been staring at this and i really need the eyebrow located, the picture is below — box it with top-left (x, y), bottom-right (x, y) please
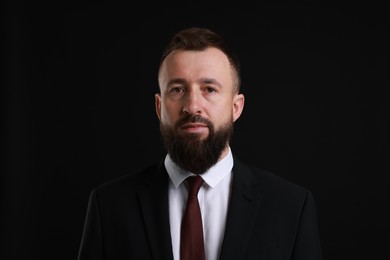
top-left (167, 78), bottom-right (187, 86)
top-left (166, 77), bottom-right (222, 87)
top-left (199, 77), bottom-right (222, 87)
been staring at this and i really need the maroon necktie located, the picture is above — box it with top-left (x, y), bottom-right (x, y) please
top-left (180, 175), bottom-right (205, 260)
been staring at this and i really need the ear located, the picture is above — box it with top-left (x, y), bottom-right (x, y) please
top-left (232, 93), bottom-right (245, 122)
top-left (155, 93), bottom-right (162, 122)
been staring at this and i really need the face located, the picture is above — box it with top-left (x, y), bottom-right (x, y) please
top-left (155, 47), bottom-right (245, 172)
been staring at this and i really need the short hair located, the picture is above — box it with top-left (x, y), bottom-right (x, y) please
top-left (158, 27), bottom-right (241, 92)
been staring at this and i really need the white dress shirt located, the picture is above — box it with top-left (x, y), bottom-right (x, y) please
top-left (164, 147), bottom-right (234, 260)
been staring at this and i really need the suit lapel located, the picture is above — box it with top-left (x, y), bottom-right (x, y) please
top-left (219, 158), bottom-right (263, 260)
top-left (137, 162), bottom-right (174, 260)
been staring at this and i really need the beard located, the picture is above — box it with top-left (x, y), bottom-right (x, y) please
top-left (160, 114), bottom-right (233, 175)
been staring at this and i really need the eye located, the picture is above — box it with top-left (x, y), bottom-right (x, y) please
top-left (204, 86), bottom-right (217, 93)
top-left (168, 87), bottom-right (185, 94)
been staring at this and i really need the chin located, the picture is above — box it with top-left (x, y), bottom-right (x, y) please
top-left (185, 132), bottom-right (209, 141)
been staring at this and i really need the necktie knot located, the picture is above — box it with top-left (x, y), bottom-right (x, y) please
top-left (187, 175), bottom-right (204, 197)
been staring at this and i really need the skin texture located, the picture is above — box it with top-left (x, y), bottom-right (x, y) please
top-left (155, 47), bottom-right (245, 161)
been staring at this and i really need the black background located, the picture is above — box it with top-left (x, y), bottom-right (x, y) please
top-left (2, 1), bottom-right (389, 260)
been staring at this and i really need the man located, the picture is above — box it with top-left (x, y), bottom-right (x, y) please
top-left (78, 27), bottom-right (323, 260)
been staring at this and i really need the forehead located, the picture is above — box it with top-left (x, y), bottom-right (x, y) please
top-left (158, 47), bottom-right (234, 88)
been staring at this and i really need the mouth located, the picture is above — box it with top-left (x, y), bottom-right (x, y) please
top-left (180, 123), bottom-right (209, 134)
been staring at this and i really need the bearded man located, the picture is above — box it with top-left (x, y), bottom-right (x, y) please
top-left (78, 27), bottom-right (323, 260)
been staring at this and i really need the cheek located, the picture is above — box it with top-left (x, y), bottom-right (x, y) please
top-left (210, 103), bottom-right (233, 124)
top-left (160, 101), bottom-right (181, 123)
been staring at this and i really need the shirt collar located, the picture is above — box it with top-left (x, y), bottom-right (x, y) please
top-left (164, 147), bottom-right (234, 189)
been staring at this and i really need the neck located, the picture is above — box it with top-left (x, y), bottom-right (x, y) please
top-left (218, 145), bottom-right (230, 162)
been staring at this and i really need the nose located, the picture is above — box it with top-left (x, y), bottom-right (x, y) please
top-left (183, 89), bottom-right (201, 115)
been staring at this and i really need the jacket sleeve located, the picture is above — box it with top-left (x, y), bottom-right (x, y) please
top-left (77, 189), bottom-right (104, 260)
top-left (292, 190), bottom-right (323, 260)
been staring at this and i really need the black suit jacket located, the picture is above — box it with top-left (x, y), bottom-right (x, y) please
top-left (78, 157), bottom-right (323, 260)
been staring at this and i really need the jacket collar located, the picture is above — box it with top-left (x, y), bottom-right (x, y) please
top-left (219, 157), bottom-right (263, 260)
top-left (137, 161), bottom-right (174, 260)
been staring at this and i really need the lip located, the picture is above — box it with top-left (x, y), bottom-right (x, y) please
top-left (181, 123), bottom-right (208, 128)
top-left (180, 123), bottom-right (208, 133)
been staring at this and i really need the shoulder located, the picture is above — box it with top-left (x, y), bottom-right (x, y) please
top-left (91, 160), bottom-right (165, 197)
top-left (233, 156), bottom-right (310, 201)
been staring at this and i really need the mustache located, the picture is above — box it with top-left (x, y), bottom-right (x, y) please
top-left (175, 114), bottom-right (212, 129)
